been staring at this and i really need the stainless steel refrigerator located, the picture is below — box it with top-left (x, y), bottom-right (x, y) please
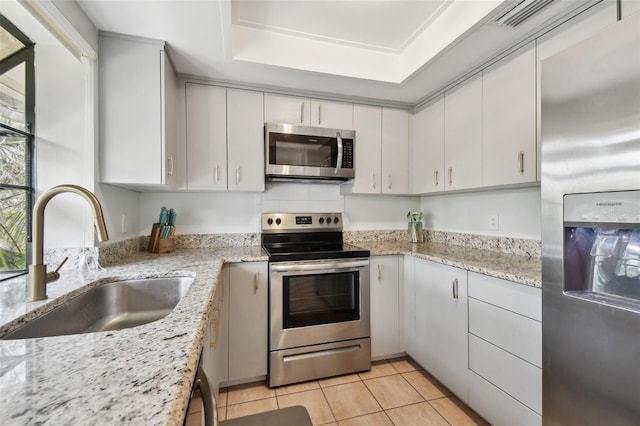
top-left (541, 11), bottom-right (640, 425)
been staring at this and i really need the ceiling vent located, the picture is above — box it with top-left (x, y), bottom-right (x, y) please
top-left (495, 0), bottom-right (556, 28)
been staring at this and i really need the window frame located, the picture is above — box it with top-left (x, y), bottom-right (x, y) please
top-left (0, 14), bottom-right (35, 280)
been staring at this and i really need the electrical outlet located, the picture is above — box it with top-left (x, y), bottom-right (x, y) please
top-left (121, 213), bottom-right (128, 234)
top-left (489, 214), bottom-right (499, 231)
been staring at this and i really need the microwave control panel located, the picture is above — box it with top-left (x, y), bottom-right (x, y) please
top-left (342, 140), bottom-right (354, 168)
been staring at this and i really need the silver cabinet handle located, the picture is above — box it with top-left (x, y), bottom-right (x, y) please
top-left (518, 150), bottom-right (524, 174)
top-left (452, 278), bottom-right (459, 299)
top-left (335, 131), bottom-right (343, 175)
top-left (377, 264), bottom-right (383, 281)
top-left (448, 167), bottom-right (453, 185)
top-left (434, 169), bottom-right (439, 186)
top-left (387, 175), bottom-right (392, 190)
top-left (300, 102), bottom-right (304, 123)
top-left (214, 165), bottom-right (219, 183)
top-left (167, 156), bottom-right (174, 176)
top-left (372, 173), bottom-right (377, 189)
top-left (235, 166), bottom-right (241, 185)
top-left (254, 272), bottom-right (259, 293)
top-left (318, 103), bottom-right (322, 125)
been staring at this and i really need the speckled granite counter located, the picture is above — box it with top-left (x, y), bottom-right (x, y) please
top-left (0, 239), bottom-right (540, 426)
top-left (357, 240), bottom-right (541, 287)
top-left (0, 246), bottom-right (266, 426)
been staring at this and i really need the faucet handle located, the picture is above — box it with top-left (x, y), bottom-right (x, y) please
top-left (46, 256), bottom-right (69, 283)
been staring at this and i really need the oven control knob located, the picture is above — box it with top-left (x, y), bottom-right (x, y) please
top-left (326, 217), bottom-right (332, 224)
top-left (318, 217), bottom-right (324, 224)
top-left (275, 218), bottom-right (282, 226)
top-left (267, 218), bottom-right (273, 226)
top-left (333, 217), bottom-right (339, 224)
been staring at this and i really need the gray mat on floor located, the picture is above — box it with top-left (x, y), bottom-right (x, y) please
top-left (219, 405), bottom-right (312, 426)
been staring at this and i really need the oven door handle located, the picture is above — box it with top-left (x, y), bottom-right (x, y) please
top-left (271, 259), bottom-right (369, 273)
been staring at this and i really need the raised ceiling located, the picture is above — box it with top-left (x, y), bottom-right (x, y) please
top-left (77, 0), bottom-right (599, 105)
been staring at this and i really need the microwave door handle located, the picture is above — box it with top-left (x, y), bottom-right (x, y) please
top-left (335, 131), bottom-right (343, 175)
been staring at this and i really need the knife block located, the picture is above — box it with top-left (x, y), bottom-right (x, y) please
top-left (148, 223), bottom-right (176, 254)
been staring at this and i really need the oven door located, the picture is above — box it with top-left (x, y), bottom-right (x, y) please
top-left (269, 258), bottom-right (370, 351)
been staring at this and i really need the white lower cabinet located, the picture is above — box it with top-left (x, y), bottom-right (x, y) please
top-left (228, 262), bottom-right (268, 382)
top-left (413, 258), bottom-right (468, 401)
top-left (467, 272), bottom-right (542, 425)
top-left (370, 256), bottom-right (402, 358)
top-left (204, 262), bottom-right (268, 387)
top-left (203, 266), bottom-right (229, 394)
top-left (403, 256), bottom-right (416, 358)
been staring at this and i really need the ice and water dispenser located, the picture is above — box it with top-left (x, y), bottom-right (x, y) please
top-left (563, 190), bottom-right (640, 311)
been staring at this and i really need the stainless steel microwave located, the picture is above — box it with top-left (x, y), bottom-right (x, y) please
top-left (265, 123), bottom-right (355, 182)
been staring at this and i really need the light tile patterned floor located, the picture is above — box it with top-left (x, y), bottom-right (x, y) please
top-left (201, 356), bottom-right (488, 426)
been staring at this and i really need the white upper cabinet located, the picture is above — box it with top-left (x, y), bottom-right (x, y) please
top-left (350, 104), bottom-right (382, 193)
top-left (227, 88), bottom-right (265, 191)
top-left (99, 33), bottom-right (177, 188)
top-left (310, 99), bottom-right (354, 129)
top-left (264, 93), bottom-right (353, 129)
top-left (264, 93), bottom-right (311, 126)
top-left (411, 95), bottom-right (445, 194)
top-left (444, 73), bottom-right (483, 192)
top-left (185, 85), bottom-right (264, 192)
top-left (345, 105), bottom-right (409, 195)
top-left (381, 108), bottom-right (410, 194)
top-left (482, 43), bottom-right (537, 186)
top-left (185, 83), bottom-right (227, 190)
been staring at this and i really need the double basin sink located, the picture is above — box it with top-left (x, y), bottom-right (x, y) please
top-left (1, 276), bottom-right (194, 340)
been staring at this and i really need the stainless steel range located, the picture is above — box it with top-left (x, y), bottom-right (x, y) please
top-left (262, 213), bottom-right (371, 387)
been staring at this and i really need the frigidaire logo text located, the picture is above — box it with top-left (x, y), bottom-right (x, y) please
top-left (596, 202), bottom-right (622, 206)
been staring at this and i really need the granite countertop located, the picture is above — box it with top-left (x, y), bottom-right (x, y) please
top-left (359, 240), bottom-right (541, 287)
top-left (0, 246), bottom-right (266, 426)
top-left (0, 240), bottom-right (540, 425)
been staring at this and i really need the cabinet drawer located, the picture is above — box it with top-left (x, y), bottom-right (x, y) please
top-left (468, 370), bottom-right (541, 426)
top-left (468, 272), bottom-right (541, 321)
top-left (469, 334), bottom-right (541, 414)
top-left (469, 298), bottom-right (541, 367)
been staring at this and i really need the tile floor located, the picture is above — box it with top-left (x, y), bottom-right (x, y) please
top-left (188, 356), bottom-right (488, 425)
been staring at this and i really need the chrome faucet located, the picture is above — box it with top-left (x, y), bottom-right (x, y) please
top-left (29, 185), bottom-right (109, 301)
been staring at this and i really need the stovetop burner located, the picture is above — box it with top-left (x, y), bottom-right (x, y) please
top-left (261, 213), bottom-right (370, 262)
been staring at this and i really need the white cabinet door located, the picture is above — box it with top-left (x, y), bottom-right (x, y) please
top-left (228, 262), bottom-right (268, 381)
top-left (264, 93), bottom-right (310, 126)
top-left (482, 43), bottom-right (536, 186)
top-left (310, 99), bottom-right (354, 129)
top-left (414, 258), bottom-right (468, 401)
top-left (350, 104), bottom-right (382, 193)
top-left (185, 83), bottom-right (227, 190)
top-left (444, 73), bottom-right (482, 191)
top-left (411, 95), bottom-right (445, 194)
top-left (381, 108), bottom-right (410, 194)
top-left (203, 266), bottom-right (229, 394)
top-left (370, 256), bottom-right (402, 358)
top-left (99, 34), bottom-right (177, 188)
top-left (227, 89), bottom-right (265, 191)
top-left (403, 256), bottom-right (416, 358)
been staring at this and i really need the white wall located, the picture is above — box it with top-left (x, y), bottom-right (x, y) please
top-left (421, 186), bottom-right (541, 240)
top-left (139, 183), bottom-right (418, 235)
top-left (1, 1), bottom-right (94, 249)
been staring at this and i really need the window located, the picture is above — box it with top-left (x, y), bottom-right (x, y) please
top-left (0, 15), bottom-right (34, 279)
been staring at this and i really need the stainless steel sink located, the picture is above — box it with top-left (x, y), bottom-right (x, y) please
top-left (2, 277), bottom-right (194, 340)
